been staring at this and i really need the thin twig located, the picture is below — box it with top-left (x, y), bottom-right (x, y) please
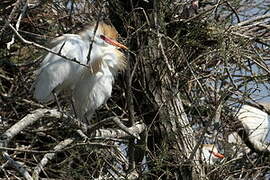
top-left (3, 152), bottom-right (33, 180)
top-left (225, 1), bottom-right (240, 23)
top-left (0, 108), bottom-right (65, 148)
top-left (87, 21), bottom-right (100, 64)
top-left (236, 14), bottom-right (270, 27)
top-left (7, 0), bottom-right (28, 49)
top-left (127, 0), bottom-right (138, 173)
top-left (0, 0), bottom-right (23, 37)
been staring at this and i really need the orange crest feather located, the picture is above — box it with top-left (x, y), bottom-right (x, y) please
top-left (99, 23), bottom-right (119, 40)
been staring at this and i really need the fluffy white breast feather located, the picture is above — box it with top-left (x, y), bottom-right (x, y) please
top-left (73, 23), bottom-right (126, 123)
top-left (73, 63), bottom-right (114, 122)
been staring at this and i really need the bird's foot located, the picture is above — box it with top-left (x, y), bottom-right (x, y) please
top-left (76, 129), bottom-right (89, 142)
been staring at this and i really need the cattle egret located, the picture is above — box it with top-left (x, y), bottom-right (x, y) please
top-left (72, 24), bottom-right (127, 123)
top-left (236, 105), bottom-right (270, 152)
top-left (32, 22), bottom-right (127, 115)
top-left (201, 144), bottom-right (224, 165)
top-left (228, 132), bottom-right (251, 157)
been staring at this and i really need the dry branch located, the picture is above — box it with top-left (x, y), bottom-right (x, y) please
top-left (92, 122), bottom-right (146, 139)
top-left (0, 109), bottom-right (64, 148)
top-left (111, 117), bottom-right (140, 140)
top-left (1, 0), bottom-right (270, 179)
top-left (6, 0), bottom-right (28, 49)
top-left (236, 14), bottom-right (270, 27)
top-left (0, 0), bottom-right (25, 37)
top-left (32, 138), bottom-right (74, 180)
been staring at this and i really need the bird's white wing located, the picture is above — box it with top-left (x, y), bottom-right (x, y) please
top-left (265, 116), bottom-right (270, 144)
top-left (41, 34), bottom-right (88, 67)
top-left (73, 64), bottom-right (114, 122)
top-left (228, 132), bottom-right (242, 144)
top-left (34, 61), bottom-right (73, 102)
top-left (50, 34), bottom-right (83, 46)
top-left (33, 35), bottom-right (89, 102)
top-left (238, 105), bottom-right (269, 140)
top-left (237, 105), bottom-right (270, 151)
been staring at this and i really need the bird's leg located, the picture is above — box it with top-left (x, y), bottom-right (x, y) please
top-left (76, 129), bottom-right (89, 142)
top-left (70, 97), bottom-right (77, 118)
top-left (53, 90), bottom-right (62, 112)
top-left (80, 114), bottom-right (90, 133)
top-left (83, 113), bottom-right (91, 125)
top-left (111, 117), bottom-right (140, 140)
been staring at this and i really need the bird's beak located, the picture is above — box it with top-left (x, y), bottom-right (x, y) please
top-left (100, 35), bottom-right (128, 50)
top-left (212, 152), bottom-right (225, 159)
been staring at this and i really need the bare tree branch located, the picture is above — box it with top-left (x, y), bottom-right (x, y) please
top-left (3, 152), bottom-right (33, 180)
top-left (92, 122), bottom-right (146, 139)
top-left (0, 109), bottom-right (64, 148)
top-left (32, 138), bottom-right (74, 180)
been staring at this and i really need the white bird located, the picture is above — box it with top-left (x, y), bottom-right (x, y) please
top-left (228, 132), bottom-right (251, 157)
top-left (236, 104), bottom-right (270, 152)
top-left (32, 22), bottom-right (127, 113)
top-left (201, 144), bottom-right (224, 165)
top-left (72, 24), bottom-right (127, 123)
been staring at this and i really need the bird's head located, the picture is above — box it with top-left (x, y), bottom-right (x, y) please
top-left (83, 22), bottom-right (128, 50)
top-left (80, 22), bottom-right (128, 72)
top-left (201, 144), bottom-right (224, 165)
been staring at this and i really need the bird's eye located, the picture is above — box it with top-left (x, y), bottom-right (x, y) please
top-left (100, 35), bottom-right (106, 41)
